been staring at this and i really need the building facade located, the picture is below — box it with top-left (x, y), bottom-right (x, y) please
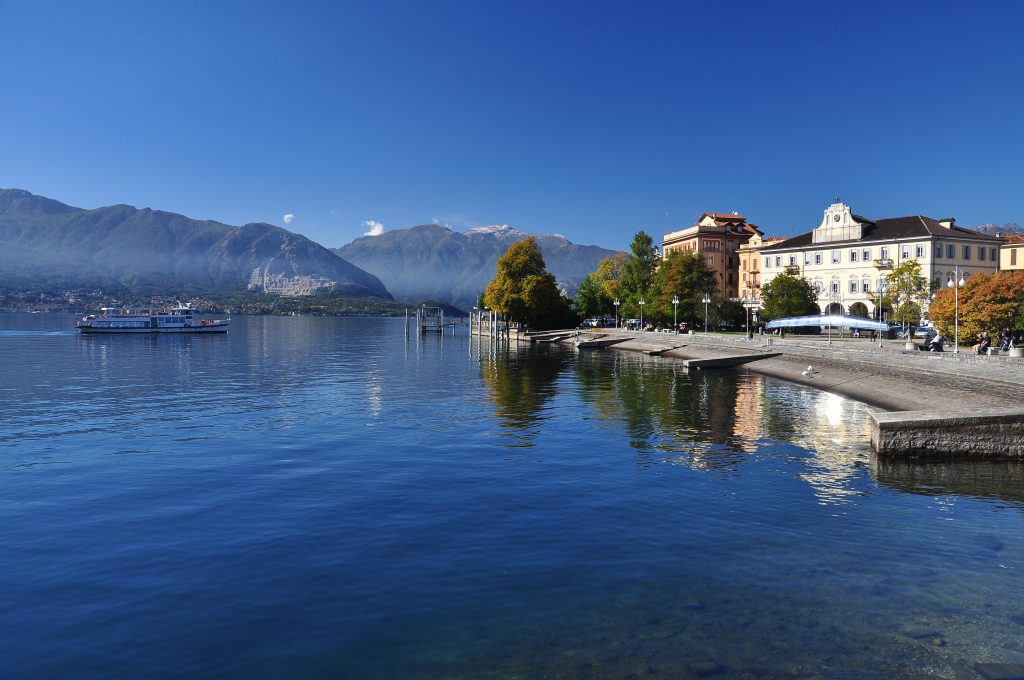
top-left (661, 212), bottom-right (763, 299)
top-left (738, 234), bottom-right (787, 301)
top-left (760, 201), bottom-right (1001, 317)
top-left (1000, 234), bottom-right (1024, 270)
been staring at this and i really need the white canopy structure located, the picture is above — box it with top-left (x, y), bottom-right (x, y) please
top-left (765, 314), bottom-right (888, 331)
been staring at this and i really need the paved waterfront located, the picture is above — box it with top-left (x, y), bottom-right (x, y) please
top-left (587, 329), bottom-right (1024, 413)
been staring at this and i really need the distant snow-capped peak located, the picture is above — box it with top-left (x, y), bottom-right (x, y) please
top-left (464, 224), bottom-right (567, 241)
top-left (465, 224), bottom-right (524, 237)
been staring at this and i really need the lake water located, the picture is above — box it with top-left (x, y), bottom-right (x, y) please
top-left (2, 314), bottom-right (1023, 679)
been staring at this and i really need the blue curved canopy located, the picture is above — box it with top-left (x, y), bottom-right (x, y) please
top-left (765, 314), bottom-right (888, 331)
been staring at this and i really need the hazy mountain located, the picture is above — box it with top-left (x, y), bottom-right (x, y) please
top-left (971, 222), bottom-right (1023, 236)
top-left (333, 224), bottom-right (621, 309)
top-left (0, 189), bottom-right (391, 298)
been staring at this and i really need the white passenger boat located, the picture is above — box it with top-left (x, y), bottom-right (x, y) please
top-left (76, 304), bottom-right (230, 334)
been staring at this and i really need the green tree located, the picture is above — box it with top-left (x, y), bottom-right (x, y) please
top-left (760, 271), bottom-right (818, 321)
top-left (483, 236), bottom-right (570, 328)
top-left (619, 231), bottom-right (660, 317)
top-left (574, 274), bottom-right (603, 320)
top-left (884, 260), bottom-right (929, 326)
top-left (650, 250), bottom-right (717, 324)
top-left (848, 301), bottom-right (870, 318)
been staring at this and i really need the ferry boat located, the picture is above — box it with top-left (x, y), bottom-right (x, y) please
top-left (76, 304), bottom-right (230, 334)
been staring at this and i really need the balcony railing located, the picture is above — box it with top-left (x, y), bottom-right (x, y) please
top-left (873, 258), bottom-right (894, 269)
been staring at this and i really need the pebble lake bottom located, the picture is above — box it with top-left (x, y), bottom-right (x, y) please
top-left (1, 314), bottom-right (1023, 679)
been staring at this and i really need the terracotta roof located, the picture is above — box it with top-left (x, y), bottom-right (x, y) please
top-left (1003, 234), bottom-right (1024, 244)
top-left (761, 215), bottom-right (1001, 251)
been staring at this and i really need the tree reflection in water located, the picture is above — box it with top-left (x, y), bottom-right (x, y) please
top-left (574, 350), bottom-right (749, 470)
top-left (478, 344), bottom-right (570, 447)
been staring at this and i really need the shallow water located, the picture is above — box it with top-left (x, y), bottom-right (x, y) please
top-left (1, 314), bottom-right (1022, 678)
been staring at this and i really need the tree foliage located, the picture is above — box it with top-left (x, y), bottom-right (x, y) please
top-left (574, 274), bottom-right (604, 319)
top-left (483, 236), bottom-right (571, 329)
top-left (618, 231), bottom-right (660, 317)
top-left (593, 252), bottom-right (629, 305)
top-left (929, 271), bottom-right (1024, 342)
top-left (650, 250), bottom-right (717, 323)
top-left (760, 271), bottom-right (818, 321)
top-left (884, 260), bottom-right (929, 326)
top-left (848, 301), bottom-right (869, 318)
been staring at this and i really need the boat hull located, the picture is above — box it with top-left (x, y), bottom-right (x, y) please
top-left (77, 323), bottom-right (229, 334)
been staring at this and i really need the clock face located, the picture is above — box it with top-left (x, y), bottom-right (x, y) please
top-left (833, 214), bottom-right (841, 222)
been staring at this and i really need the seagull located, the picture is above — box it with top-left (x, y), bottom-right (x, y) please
top-left (802, 365), bottom-right (814, 377)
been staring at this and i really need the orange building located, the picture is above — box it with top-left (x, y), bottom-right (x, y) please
top-left (661, 212), bottom-right (763, 298)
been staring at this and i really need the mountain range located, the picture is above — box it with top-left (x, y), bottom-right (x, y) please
top-left (0, 189), bottom-right (390, 298)
top-left (333, 224), bottom-right (621, 309)
top-left (971, 222), bottom-right (1023, 236)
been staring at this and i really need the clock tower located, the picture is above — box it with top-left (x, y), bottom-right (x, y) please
top-left (812, 199), bottom-right (863, 244)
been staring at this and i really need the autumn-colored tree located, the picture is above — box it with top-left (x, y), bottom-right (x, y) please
top-left (484, 236), bottom-right (571, 329)
top-left (593, 252), bottom-right (629, 305)
top-left (930, 271), bottom-right (1024, 343)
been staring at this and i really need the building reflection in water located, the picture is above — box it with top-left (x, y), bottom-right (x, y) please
top-left (476, 343), bottom-right (1020, 507)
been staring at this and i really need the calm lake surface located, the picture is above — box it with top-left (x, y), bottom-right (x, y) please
top-left (2, 314), bottom-right (1023, 679)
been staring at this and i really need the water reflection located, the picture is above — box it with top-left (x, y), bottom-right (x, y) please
top-left (872, 457), bottom-right (1024, 504)
top-left (575, 351), bottom-right (747, 470)
top-left (477, 344), bottom-right (569, 447)
top-left (479, 345), bottom-right (877, 504)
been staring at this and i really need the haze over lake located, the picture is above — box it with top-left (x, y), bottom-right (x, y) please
top-left (2, 314), bottom-right (1023, 678)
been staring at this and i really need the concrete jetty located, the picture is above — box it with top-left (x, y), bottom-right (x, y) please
top-left (583, 329), bottom-right (1024, 459)
top-left (871, 407), bottom-right (1024, 458)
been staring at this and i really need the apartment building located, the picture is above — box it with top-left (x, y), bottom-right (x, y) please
top-left (661, 212), bottom-right (762, 299)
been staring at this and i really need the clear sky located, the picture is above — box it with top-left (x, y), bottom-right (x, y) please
top-left (2, 0), bottom-right (1022, 250)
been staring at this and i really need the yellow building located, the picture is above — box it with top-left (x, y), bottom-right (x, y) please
top-left (1000, 235), bottom-right (1024, 270)
top-left (760, 200), bottom-right (1000, 317)
top-left (661, 212), bottom-right (763, 299)
top-left (738, 234), bottom-right (787, 301)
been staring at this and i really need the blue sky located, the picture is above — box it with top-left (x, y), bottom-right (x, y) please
top-left (2, 1), bottom-right (1022, 250)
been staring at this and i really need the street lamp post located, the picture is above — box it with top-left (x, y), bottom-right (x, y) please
top-left (827, 292), bottom-right (840, 345)
top-left (672, 295), bottom-right (679, 333)
top-left (614, 298), bottom-right (620, 328)
top-left (877, 282), bottom-right (888, 349)
top-left (638, 297), bottom-right (645, 330)
top-left (701, 293), bottom-right (711, 335)
top-left (948, 267), bottom-right (965, 353)
top-left (742, 296), bottom-right (758, 339)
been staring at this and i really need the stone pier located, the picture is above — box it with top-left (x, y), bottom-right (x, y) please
top-left (870, 408), bottom-right (1024, 458)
